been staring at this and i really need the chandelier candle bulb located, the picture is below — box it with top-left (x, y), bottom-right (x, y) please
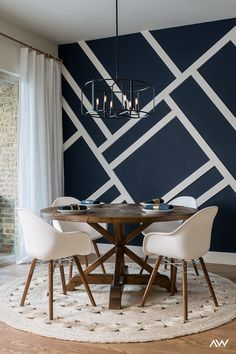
top-left (96, 98), bottom-right (99, 110)
top-left (135, 98), bottom-right (139, 111)
top-left (103, 95), bottom-right (107, 110)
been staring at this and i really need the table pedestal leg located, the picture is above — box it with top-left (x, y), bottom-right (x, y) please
top-left (109, 224), bottom-right (127, 309)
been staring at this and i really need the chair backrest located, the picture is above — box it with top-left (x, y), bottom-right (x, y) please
top-left (155, 206), bottom-right (218, 260)
top-left (17, 208), bottom-right (63, 260)
top-left (52, 196), bottom-right (106, 236)
top-left (143, 196), bottom-right (197, 234)
top-left (17, 208), bottom-right (92, 260)
top-left (170, 196), bottom-right (197, 208)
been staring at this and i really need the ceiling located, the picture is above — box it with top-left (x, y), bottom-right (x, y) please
top-left (0, 0), bottom-right (235, 44)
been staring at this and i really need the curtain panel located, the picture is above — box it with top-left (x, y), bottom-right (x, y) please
top-left (17, 48), bottom-right (64, 263)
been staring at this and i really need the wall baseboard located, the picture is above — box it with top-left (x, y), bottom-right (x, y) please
top-left (97, 244), bottom-right (236, 266)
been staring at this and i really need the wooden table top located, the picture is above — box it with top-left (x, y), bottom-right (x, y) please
top-left (41, 203), bottom-right (197, 224)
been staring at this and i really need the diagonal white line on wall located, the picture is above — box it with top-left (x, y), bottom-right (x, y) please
top-left (196, 179), bottom-right (228, 206)
top-left (110, 111), bottom-right (175, 169)
top-left (111, 195), bottom-right (125, 203)
top-left (98, 119), bottom-right (141, 153)
top-left (162, 160), bottom-right (214, 202)
top-left (78, 41), bottom-right (124, 103)
top-left (230, 26), bottom-right (236, 45)
top-left (192, 71), bottom-right (236, 131)
top-left (99, 26), bottom-right (236, 153)
top-left (88, 180), bottom-right (114, 200)
top-left (63, 98), bottom-right (134, 202)
top-left (62, 65), bottom-right (112, 140)
top-left (166, 95), bottom-right (236, 192)
top-left (142, 28), bottom-right (236, 127)
top-left (141, 31), bottom-right (182, 78)
top-left (64, 131), bottom-right (82, 152)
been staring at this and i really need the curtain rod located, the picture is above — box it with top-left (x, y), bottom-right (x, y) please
top-left (0, 31), bottom-right (62, 63)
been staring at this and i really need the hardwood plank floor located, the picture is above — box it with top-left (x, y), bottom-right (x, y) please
top-left (0, 262), bottom-right (235, 354)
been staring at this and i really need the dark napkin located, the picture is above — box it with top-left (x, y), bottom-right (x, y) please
top-left (58, 204), bottom-right (87, 211)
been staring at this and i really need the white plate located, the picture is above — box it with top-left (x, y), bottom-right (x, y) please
top-left (57, 209), bottom-right (84, 214)
top-left (142, 208), bottom-right (173, 214)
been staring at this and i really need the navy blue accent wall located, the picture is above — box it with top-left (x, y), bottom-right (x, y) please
top-left (59, 19), bottom-right (236, 252)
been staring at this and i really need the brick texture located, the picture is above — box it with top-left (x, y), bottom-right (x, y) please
top-left (0, 81), bottom-right (18, 254)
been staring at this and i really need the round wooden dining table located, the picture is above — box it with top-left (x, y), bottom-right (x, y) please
top-left (41, 203), bottom-right (196, 309)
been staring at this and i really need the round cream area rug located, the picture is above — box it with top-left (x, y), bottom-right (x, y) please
top-left (0, 263), bottom-right (236, 343)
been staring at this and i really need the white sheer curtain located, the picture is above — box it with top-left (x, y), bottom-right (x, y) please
top-left (17, 48), bottom-right (64, 263)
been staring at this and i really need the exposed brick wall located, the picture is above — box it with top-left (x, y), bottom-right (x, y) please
top-left (0, 81), bottom-right (18, 254)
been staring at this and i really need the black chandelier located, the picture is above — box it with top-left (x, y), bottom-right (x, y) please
top-left (81, 0), bottom-right (155, 119)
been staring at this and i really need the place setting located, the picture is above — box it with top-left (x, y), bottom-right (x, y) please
top-left (57, 200), bottom-right (104, 214)
top-left (140, 197), bottom-right (174, 214)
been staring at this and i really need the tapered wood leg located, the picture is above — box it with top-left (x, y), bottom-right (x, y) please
top-left (48, 260), bottom-right (54, 320)
top-left (199, 257), bottom-right (218, 307)
top-left (73, 255), bottom-right (96, 306)
top-left (171, 260), bottom-right (177, 296)
top-left (92, 240), bottom-right (106, 274)
top-left (84, 255), bottom-right (89, 268)
top-left (140, 256), bottom-right (162, 307)
top-left (139, 255), bottom-right (149, 275)
top-left (182, 260), bottom-right (188, 321)
top-left (68, 261), bottom-right (73, 280)
top-left (192, 260), bottom-right (199, 276)
top-left (20, 258), bottom-right (37, 306)
top-left (59, 263), bottom-right (67, 295)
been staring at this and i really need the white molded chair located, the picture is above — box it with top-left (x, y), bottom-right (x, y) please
top-left (52, 197), bottom-right (107, 277)
top-left (17, 208), bottom-right (96, 320)
top-left (141, 196), bottom-right (199, 275)
top-left (140, 206), bottom-right (219, 321)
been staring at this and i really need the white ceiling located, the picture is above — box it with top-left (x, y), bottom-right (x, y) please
top-left (0, 0), bottom-right (235, 44)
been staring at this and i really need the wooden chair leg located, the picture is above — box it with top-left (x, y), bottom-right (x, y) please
top-left (192, 260), bottom-right (199, 276)
top-left (68, 261), bottom-right (73, 280)
top-left (182, 260), bottom-right (188, 321)
top-left (59, 263), bottom-right (67, 295)
top-left (84, 255), bottom-right (89, 268)
top-left (140, 256), bottom-right (162, 307)
top-left (92, 240), bottom-right (106, 275)
top-left (48, 260), bottom-right (54, 320)
top-left (171, 260), bottom-right (177, 296)
top-left (199, 257), bottom-right (218, 307)
top-left (20, 258), bottom-right (37, 306)
top-left (73, 255), bottom-right (96, 306)
top-left (139, 255), bottom-right (149, 275)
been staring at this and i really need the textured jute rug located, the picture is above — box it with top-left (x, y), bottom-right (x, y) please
top-left (0, 263), bottom-right (235, 343)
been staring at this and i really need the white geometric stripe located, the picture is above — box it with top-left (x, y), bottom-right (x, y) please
top-left (162, 160), bottom-right (215, 203)
top-left (197, 179), bottom-right (228, 206)
top-left (192, 71), bottom-right (236, 131)
top-left (63, 98), bottom-right (134, 202)
top-left (63, 131), bottom-right (81, 152)
top-left (88, 180), bottom-right (114, 200)
top-left (141, 31), bottom-right (182, 78)
top-left (166, 95), bottom-right (236, 192)
top-left (62, 65), bottom-right (112, 140)
top-left (110, 111), bottom-right (175, 169)
top-left (63, 26), bottom-right (236, 206)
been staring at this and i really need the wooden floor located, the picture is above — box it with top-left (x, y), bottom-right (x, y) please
top-left (0, 262), bottom-right (235, 354)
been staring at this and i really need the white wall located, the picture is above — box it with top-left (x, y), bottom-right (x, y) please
top-left (0, 17), bottom-right (58, 76)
